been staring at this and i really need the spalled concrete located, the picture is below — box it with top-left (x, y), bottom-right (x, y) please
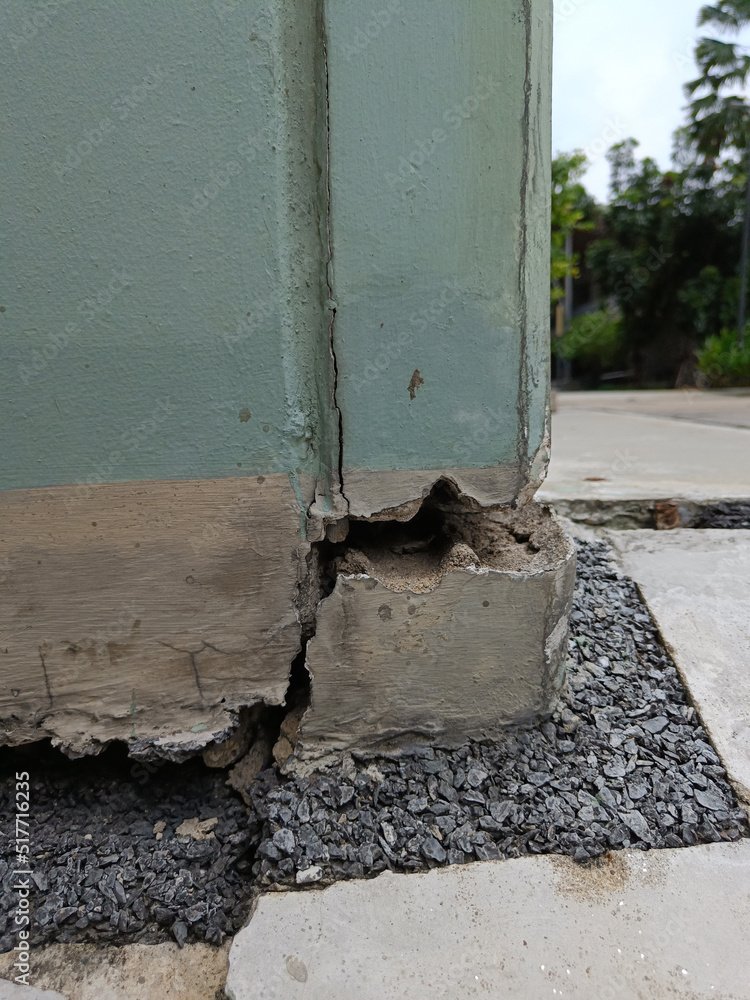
top-left (609, 530), bottom-right (750, 805)
top-left (297, 504), bottom-right (575, 760)
top-left (226, 841), bottom-right (750, 1000)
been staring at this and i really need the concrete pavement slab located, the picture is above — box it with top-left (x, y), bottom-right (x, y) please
top-left (226, 842), bottom-right (750, 1000)
top-left (0, 983), bottom-right (65, 999)
top-left (541, 390), bottom-right (750, 505)
top-left (556, 389), bottom-right (750, 429)
top-left (609, 530), bottom-right (750, 804)
top-left (0, 943), bottom-right (228, 1000)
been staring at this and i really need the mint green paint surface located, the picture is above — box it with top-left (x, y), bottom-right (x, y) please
top-left (326, 0), bottom-right (552, 478)
top-left (1, 0), bottom-right (552, 502)
top-left (0, 0), bottom-right (334, 493)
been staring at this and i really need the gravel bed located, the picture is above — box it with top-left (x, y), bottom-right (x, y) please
top-left (697, 501), bottom-right (750, 529)
top-left (1, 539), bottom-right (747, 952)
top-left (248, 540), bottom-right (748, 888)
top-left (0, 754), bottom-right (258, 951)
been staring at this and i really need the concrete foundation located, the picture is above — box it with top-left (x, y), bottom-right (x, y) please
top-left (296, 502), bottom-right (575, 760)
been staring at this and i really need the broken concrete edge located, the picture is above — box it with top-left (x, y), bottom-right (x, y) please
top-left (0, 699), bottom-right (283, 769)
top-left (0, 483), bottom-right (575, 769)
top-left (287, 501), bottom-right (576, 768)
top-left (332, 468), bottom-right (526, 524)
top-left (542, 495), bottom-right (750, 530)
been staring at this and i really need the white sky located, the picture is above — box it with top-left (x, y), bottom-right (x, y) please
top-left (553, 0), bottom-right (709, 201)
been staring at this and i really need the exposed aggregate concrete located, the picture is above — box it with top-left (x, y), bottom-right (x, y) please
top-left (1, 540), bottom-right (747, 952)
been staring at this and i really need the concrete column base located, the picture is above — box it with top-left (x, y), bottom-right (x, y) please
top-left (295, 502), bottom-right (576, 762)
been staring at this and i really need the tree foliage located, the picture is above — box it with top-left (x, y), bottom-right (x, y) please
top-left (550, 152), bottom-right (596, 304)
top-left (686, 0), bottom-right (750, 160)
top-left (550, 3), bottom-right (750, 386)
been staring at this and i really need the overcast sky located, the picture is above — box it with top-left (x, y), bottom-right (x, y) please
top-left (552, 0), bottom-right (708, 201)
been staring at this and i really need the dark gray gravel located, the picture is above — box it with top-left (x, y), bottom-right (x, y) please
top-left (247, 540), bottom-right (749, 887)
top-left (1, 539), bottom-right (747, 952)
top-left (0, 753), bottom-right (259, 951)
top-left (697, 502), bottom-right (750, 529)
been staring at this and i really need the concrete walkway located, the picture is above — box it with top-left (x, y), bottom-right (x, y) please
top-left (610, 530), bottom-right (750, 806)
top-left (541, 389), bottom-right (750, 504)
top-left (226, 842), bottom-right (750, 1000)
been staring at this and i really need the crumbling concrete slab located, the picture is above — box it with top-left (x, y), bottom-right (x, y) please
top-left (0, 942), bottom-right (228, 1000)
top-left (0, 476), bottom-right (302, 757)
top-left (609, 529), bottom-right (750, 805)
top-left (226, 841), bottom-right (750, 1000)
top-left (297, 504), bottom-right (575, 760)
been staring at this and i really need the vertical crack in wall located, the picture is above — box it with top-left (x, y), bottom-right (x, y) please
top-left (514, 0), bottom-right (534, 492)
top-left (320, 0), bottom-right (350, 518)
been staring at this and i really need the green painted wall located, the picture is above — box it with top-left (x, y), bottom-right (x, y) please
top-left (1, 0), bottom-right (335, 495)
top-left (326, 0), bottom-right (552, 479)
top-left (1, 0), bottom-right (552, 503)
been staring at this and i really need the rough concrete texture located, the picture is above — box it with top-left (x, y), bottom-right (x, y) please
top-left (0, 943), bottom-right (227, 1000)
top-left (610, 530), bottom-right (750, 805)
top-left (297, 505), bottom-right (575, 759)
top-left (0, 476), bottom-right (302, 756)
top-left (0, 982), bottom-right (65, 1000)
top-left (541, 389), bottom-right (750, 505)
top-left (227, 841), bottom-right (750, 1000)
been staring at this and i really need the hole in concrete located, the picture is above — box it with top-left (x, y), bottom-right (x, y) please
top-left (323, 479), bottom-right (571, 593)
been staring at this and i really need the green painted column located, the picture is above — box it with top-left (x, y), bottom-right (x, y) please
top-left (0, 0), bottom-right (556, 755)
top-left (326, 0), bottom-right (552, 515)
top-left (1, 0), bottom-right (336, 501)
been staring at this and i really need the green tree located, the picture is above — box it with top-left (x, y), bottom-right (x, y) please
top-left (586, 139), bottom-right (740, 384)
top-left (550, 152), bottom-right (596, 307)
top-left (686, 0), bottom-right (750, 344)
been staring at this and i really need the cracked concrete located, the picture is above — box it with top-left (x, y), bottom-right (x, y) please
top-left (293, 499), bottom-right (575, 762)
top-left (0, 0), bottom-right (561, 767)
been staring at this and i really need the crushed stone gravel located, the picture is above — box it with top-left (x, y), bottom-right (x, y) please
top-left (247, 540), bottom-right (749, 886)
top-left (697, 502), bottom-right (750, 529)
